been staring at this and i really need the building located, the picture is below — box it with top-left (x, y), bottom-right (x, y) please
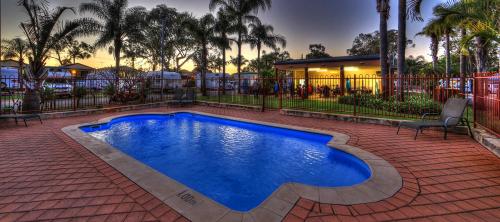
top-left (0, 59), bottom-right (26, 68)
top-left (47, 63), bottom-right (95, 78)
top-left (274, 55), bottom-right (381, 94)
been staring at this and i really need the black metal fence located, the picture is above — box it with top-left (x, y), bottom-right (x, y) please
top-left (198, 75), bottom-right (473, 122)
top-left (0, 76), bottom-right (193, 114)
top-left (0, 75), bottom-right (476, 124)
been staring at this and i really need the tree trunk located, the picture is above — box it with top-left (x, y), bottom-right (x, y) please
top-left (459, 29), bottom-right (467, 94)
top-left (445, 31), bottom-right (451, 87)
top-left (431, 36), bottom-right (439, 74)
top-left (222, 46), bottom-right (226, 95)
top-left (257, 44), bottom-right (261, 79)
top-left (18, 59), bottom-right (24, 90)
top-left (115, 40), bottom-right (121, 83)
top-left (201, 44), bottom-right (208, 96)
top-left (237, 29), bottom-right (242, 94)
top-left (397, 0), bottom-right (406, 101)
top-left (379, 2), bottom-right (389, 99)
top-left (474, 36), bottom-right (488, 73)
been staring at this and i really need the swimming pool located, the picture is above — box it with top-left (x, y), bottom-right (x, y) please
top-left (81, 113), bottom-right (371, 211)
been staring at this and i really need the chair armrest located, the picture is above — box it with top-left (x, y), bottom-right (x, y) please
top-left (444, 116), bottom-right (460, 127)
top-left (421, 113), bottom-right (440, 121)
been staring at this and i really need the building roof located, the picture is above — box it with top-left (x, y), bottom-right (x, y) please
top-left (60, 63), bottom-right (95, 70)
top-left (0, 59), bottom-right (26, 68)
top-left (274, 55), bottom-right (380, 66)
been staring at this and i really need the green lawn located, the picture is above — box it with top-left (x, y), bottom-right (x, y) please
top-left (198, 94), bottom-right (474, 123)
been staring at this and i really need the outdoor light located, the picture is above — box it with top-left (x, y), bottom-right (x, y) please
top-left (344, 66), bottom-right (359, 72)
top-left (309, 68), bottom-right (328, 72)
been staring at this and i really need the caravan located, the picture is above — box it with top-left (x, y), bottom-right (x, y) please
top-left (146, 71), bottom-right (183, 92)
top-left (44, 71), bottom-right (73, 97)
top-left (195, 73), bottom-right (234, 90)
top-left (0, 67), bottom-right (21, 89)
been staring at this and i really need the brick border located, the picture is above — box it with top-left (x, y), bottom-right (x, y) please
top-left (62, 111), bottom-right (402, 222)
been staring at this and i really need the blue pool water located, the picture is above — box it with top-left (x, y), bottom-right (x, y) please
top-left (81, 113), bottom-right (371, 211)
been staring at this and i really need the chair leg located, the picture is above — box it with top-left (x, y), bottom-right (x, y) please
top-left (397, 125), bottom-right (401, 135)
top-left (465, 119), bottom-right (473, 138)
top-left (414, 128), bottom-right (420, 140)
top-left (38, 116), bottom-right (43, 124)
top-left (23, 119), bottom-right (28, 127)
top-left (14, 117), bottom-right (18, 125)
top-left (444, 127), bottom-right (448, 140)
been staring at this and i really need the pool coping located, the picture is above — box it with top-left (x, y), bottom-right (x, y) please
top-left (62, 111), bottom-right (402, 222)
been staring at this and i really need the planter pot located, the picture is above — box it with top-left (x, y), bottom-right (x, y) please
top-left (22, 90), bottom-right (41, 113)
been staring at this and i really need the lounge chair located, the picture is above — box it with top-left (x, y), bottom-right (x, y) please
top-left (172, 88), bottom-right (196, 103)
top-left (397, 98), bottom-right (472, 140)
top-left (0, 101), bottom-right (42, 127)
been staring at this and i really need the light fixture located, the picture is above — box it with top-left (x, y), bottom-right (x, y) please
top-left (344, 66), bottom-right (359, 72)
top-left (309, 68), bottom-right (328, 72)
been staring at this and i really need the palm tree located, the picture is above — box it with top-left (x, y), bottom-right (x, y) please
top-left (19, 0), bottom-right (95, 112)
top-left (417, 20), bottom-right (441, 75)
top-left (121, 40), bottom-right (145, 69)
top-left (213, 9), bottom-right (236, 95)
top-left (397, 0), bottom-right (424, 100)
top-left (376, 0), bottom-right (390, 98)
top-left (67, 41), bottom-right (95, 64)
top-left (186, 14), bottom-right (216, 96)
top-left (246, 20), bottom-right (286, 79)
top-left (433, 0), bottom-right (499, 73)
top-left (209, 0), bottom-right (272, 93)
top-left (1, 38), bottom-right (29, 88)
top-left (80, 0), bottom-right (147, 77)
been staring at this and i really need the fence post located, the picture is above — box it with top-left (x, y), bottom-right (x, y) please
top-left (473, 73), bottom-right (477, 128)
top-left (278, 72), bottom-right (283, 110)
top-left (72, 78), bottom-right (77, 111)
top-left (218, 77), bottom-right (221, 104)
top-left (353, 75), bottom-right (357, 117)
top-left (261, 78), bottom-right (266, 112)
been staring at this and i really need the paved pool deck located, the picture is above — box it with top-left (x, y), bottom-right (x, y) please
top-left (0, 106), bottom-right (499, 222)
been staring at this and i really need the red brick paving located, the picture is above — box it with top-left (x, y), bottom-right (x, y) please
top-left (0, 106), bottom-right (499, 221)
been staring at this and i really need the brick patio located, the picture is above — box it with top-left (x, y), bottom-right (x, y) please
top-left (0, 106), bottom-right (499, 222)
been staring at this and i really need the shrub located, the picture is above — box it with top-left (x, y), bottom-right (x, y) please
top-left (338, 93), bottom-right (442, 115)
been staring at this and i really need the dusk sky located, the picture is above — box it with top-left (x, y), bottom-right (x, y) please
top-left (1, 0), bottom-right (446, 72)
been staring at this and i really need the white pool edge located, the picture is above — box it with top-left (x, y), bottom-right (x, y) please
top-left (62, 110), bottom-right (402, 222)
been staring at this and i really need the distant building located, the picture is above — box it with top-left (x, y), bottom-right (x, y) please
top-left (47, 63), bottom-right (95, 78)
top-left (274, 55), bottom-right (381, 94)
top-left (0, 59), bottom-right (26, 68)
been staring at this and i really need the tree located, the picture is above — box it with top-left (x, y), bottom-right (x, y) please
top-left (347, 30), bottom-right (414, 57)
top-left (1, 38), bottom-right (30, 87)
top-left (405, 55), bottom-right (427, 77)
top-left (306, 44), bottom-right (331, 59)
top-left (433, 0), bottom-right (499, 73)
top-left (377, 0), bottom-right (390, 98)
top-left (51, 37), bottom-right (72, 65)
top-left (186, 14), bottom-right (216, 96)
top-left (231, 55), bottom-right (248, 70)
top-left (397, 0), bottom-right (424, 100)
top-left (67, 41), bottom-right (95, 64)
top-left (213, 9), bottom-right (236, 94)
top-left (120, 40), bottom-right (145, 69)
top-left (246, 20), bottom-right (286, 79)
top-left (19, 0), bottom-right (94, 112)
top-left (417, 20), bottom-right (442, 75)
top-left (209, 0), bottom-right (272, 93)
top-left (172, 12), bottom-right (197, 72)
top-left (80, 0), bottom-right (147, 77)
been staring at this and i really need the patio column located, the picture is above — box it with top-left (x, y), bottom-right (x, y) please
top-left (304, 67), bottom-right (309, 99)
top-left (340, 65), bottom-right (345, 95)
